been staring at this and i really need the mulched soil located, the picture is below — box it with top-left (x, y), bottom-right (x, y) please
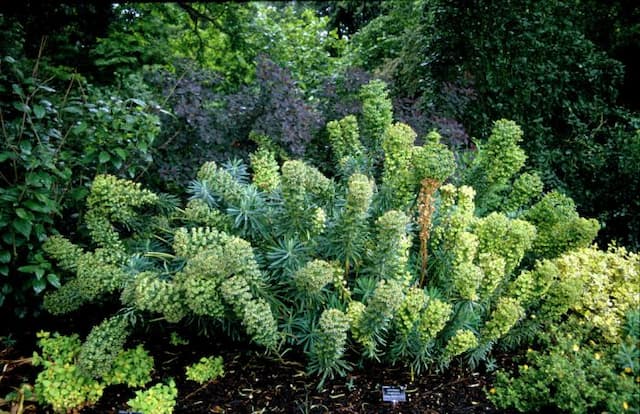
top-left (1, 311), bottom-right (516, 414)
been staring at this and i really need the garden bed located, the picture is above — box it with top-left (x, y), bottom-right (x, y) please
top-left (1, 315), bottom-right (509, 414)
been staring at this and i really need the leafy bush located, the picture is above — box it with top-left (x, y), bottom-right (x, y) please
top-left (0, 54), bottom-right (160, 314)
top-left (32, 331), bottom-right (154, 413)
top-left (42, 81), bottom-right (601, 389)
top-left (491, 245), bottom-right (640, 413)
top-left (391, 0), bottom-right (639, 248)
top-left (185, 356), bottom-right (224, 384)
top-left (127, 380), bottom-right (177, 414)
top-left (490, 309), bottom-right (640, 414)
top-left (146, 56), bottom-right (323, 192)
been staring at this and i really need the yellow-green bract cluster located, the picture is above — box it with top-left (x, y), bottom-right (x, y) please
top-left (359, 79), bottom-right (393, 152)
top-left (475, 119), bottom-right (527, 188)
top-left (370, 210), bottom-right (412, 286)
top-left (294, 259), bottom-right (341, 297)
top-left (327, 114), bottom-right (364, 168)
top-left (77, 316), bottom-right (130, 379)
top-left (524, 191), bottom-right (600, 259)
top-left (310, 308), bottom-right (351, 372)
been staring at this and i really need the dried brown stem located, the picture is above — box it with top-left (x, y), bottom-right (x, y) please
top-left (418, 178), bottom-right (440, 287)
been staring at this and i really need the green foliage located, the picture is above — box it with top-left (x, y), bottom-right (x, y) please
top-left (351, 279), bottom-right (405, 358)
top-left (325, 173), bottom-right (373, 276)
top-left (490, 314), bottom-right (639, 414)
top-left (77, 315), bottom-right (130, 379)
top-left (90, 4), bottom-right (174, 77)
top-left (250, 4), bottom-right (346, 94)
top-left (381, 122), bottom-right (417, 209)
top-left (0, 51), bottom-right (161, 314)
top-left (250, 146), bottom-right (281, 193)
top-left (502, 172), bottom-right (544, 213)
top-left (444, 329), bottom-right (478, 360)
top-left (359, 80), bottom-right (393, 163)
top-left (524, 191), bottom-right (600, 259)
top-left (186, 356), bottom-right (224, 384)
top-left (293, 260), bottom-right (341, 301)
top-left (327, 115), bottom-right (365, 177)
top-left (105, 345), bottom-right (154, 387)
top-left (538, 245), bottom-right (640, 342)
top-left (411, 131), bottom-right (456, 183)
top-left (463, 119), bottom-right (530, 213)
top-left (42, 174), bottom-right (158, 315)
top-left (472, 213), bottom-right (536, 275)
top-left (494, 245), bottom-right (639, 412)
top-left (367, 210), bottom-right (412, 286)
top-left (481, 298), bottom-right (525, 343)
top-left (391, 0), bottom-right (638, 248)
top-left (127, 380), bottom-right (178, 414)
top-left (308, 308), bottom-right (351, 386)
top-left (349, 1), bottom-right (423, 74)
top-left (40, 79), bottom-right (613, 388)
top-left (32, 331), bottom-right (154, 413)
top-left (0, 56), bottom-right (70, 309)
top-left (61, 82), bottom-right (160, 180)
top-left (473, 119), bottom-right (527, 189)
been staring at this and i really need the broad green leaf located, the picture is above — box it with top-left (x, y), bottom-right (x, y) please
top-left (129, 98), bottom-right (146, 107)
top-left (33, 278), bottom-right (47, 295)
top-left (62, 106), bottom-right (83, 115)
top-left (69, 187), bottom-right (89, 201)
top-left (18, 265), bottom-right (42, 275)
top-left (114, 148), bottom-right (128, 160)
top-left (34, 224), bottom-right (47, 242)
top-left (0, 251), bottom-right (10, 263)
top-left (12, 101), bottom-right (29, 113)
top-left (23, 200), bottom-right (51, 213)
top-left (0, 152), bottom-right (16, 162)
top-left (15, 208), bottom-right (33, 221)
top-left (12, 218), bottom-right (32, 239)
top-left (112, 158), bottom-right (123, 169)
top-left (0, 265), bottom-right (7, 276)
top-left (72, 122), bottom-right (88, 134)
top-left (19, 141), bottom-right (32, 155)
top-left (99, 151), bottom-right (111, 163)
top-left (11, 83), bottom-right (24, 97)
top-left (47, 274), bottom-right (61, 289)
top-left (2, 232), bottom-right (13, 244)
top-left (33, 104), bottom-right (45, 119)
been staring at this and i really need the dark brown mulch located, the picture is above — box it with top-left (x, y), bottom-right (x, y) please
top-left (1, 311), bottom-right (514, 414)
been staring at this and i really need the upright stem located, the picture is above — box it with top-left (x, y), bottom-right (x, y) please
top-left (418, 178), bottom-right (440, 287)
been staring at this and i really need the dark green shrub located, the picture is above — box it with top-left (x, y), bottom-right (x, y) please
top-left (0, 54), bottom-right (160, 314)
top-left (397, 0), bottom-right (638, 248)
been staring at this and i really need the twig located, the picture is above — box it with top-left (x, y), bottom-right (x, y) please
top-left (182, 381), bottom-right (212, 400)
top-left (32, 36), bottom-right (47, 78)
